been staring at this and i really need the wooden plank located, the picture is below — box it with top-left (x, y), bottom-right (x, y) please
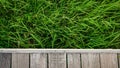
top-left (1, 49), bottom-right (120, 53)
top-left (81, 53), bottom-right (100, 68)
top-left (100, 53), bottom-right (118, 68)
top-left (67, 53), bottom-right (81, 68)
top-left (0, 53), bottom-right (11, 68)
top-left (49, 53), bottom-right (66, 68)
top-left (30, 53), bottom-right (47, 68)
top-left (12, 53), bottom-right (29, 68)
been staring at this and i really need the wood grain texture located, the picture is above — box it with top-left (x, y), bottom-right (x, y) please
top-left (0, 53), bottom-right (11, 68)
top-left (49, 53), bottom-right (66, 68)
top-left (100, 53), bottom-right (118, 68)
top-left (30, 53), bottom-right (47, 68)
top-left (67, 53), bottom-right (81, 68)
top-left (1, 49), bottom-right (120, 53)
top-left (12, 53), bottom-right (29, 68)
top-left (81, 53), bottom-right (100, 68)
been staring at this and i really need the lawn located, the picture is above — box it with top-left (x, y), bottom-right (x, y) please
top-left (0, 0), bottom-right (120, 48)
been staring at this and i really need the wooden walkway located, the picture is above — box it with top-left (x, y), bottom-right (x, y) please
top-left (0, 49), bottom-right (120, 68)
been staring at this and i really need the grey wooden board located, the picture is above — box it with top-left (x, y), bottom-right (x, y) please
top-left (100, 53), bottom-right (118, 68)
top-left (12, 53), bottom-right (29, 68)
top-left (81, 53), bottom-right (100, 68)
top-left (67, 53), bottom-right (81, 68)
top-left (30, 53), bottom-right (47, 68)
top-left (49, 53), bottom-right (66, 68)
top-left (1, 49), bottom-right (120, 53)
top-left (0, 53), bottom-right (11, 68)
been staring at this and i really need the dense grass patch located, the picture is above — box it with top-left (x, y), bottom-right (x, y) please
top-left (0, 0), bottom-right (120, 48)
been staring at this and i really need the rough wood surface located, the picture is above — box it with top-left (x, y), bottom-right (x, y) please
top-left (12, 53), bottom-right (29, 68)
top-left (81, 53), bottom-right (100, 68)
top-left (49, 53), bottom-right (66, 68)
top-left (30, 53), bottom-right (47, 68)
top-left (100, 53), bottom-right (118, 68)
top-left (67, 53), bottom-right (81, 68)
top-left (0, 49), bottom-right (120, 68)
top-left (0, 53), bottom-right (11, 68)
top-left (0, 49), bottom-right (120, 53)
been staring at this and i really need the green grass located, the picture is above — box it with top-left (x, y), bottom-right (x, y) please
top-left (0, 0), bottom-right (120, 48)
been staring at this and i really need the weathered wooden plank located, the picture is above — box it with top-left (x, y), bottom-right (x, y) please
top-left (81, 53), bottom-right (100, 68)
top-left (100, 53), bottom-right (118, 68)
top-left (67, 53), bottom-right (81, 68)
top-left (1, 49), bottom-right (120, 53)
top-left (49, 53), bottom-right (66, 68)
top-left (0, 53), bottom-right (11, 68)
top-left (12, 53), bottom-right (29, 68)
top-left (30, 53), bottom-right (47, 68)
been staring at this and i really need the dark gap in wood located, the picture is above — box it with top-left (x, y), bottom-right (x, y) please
top-left (10, 53), bottom-right (12, 68)
top-left (99, 53), bottom-right (101, 68)
top-left (66, 53), bottom-right (68, 68)
top-left (117, 53), bottom-right (119, 68)
top-left (80, 53), bottom-right (82, 68)
top-left (29, 53), bottom-right (30, 68)
top-left (47, 53), bottom-right (49, 68)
